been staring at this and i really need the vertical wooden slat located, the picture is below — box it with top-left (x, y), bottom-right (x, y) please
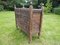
top-left (14, 5), bottom-right (19, 29)
top-left (38, 3), bottom-right (44, 38)
top-left (29, 2), bottom-right (33, 43)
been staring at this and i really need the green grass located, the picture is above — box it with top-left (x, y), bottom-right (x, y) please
top-left (0, 11), bottom-right (60, 45)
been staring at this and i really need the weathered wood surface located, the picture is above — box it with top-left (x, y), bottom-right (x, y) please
top-left (14, 4), bottom-right (44, 43)
top-left (15, 8), bottom-right (30, 34)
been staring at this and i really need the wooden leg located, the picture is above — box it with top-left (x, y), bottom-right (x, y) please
top-left (38, 31), bottom-right (40, 39)
top-left (16, 22), bottom-right (19, 30)
top-left (38, 26), bottom-right (41, 39)
top-left (16, 25), bottom-right (18, 30)
top-left (29, 33), bottom-right (32, 43)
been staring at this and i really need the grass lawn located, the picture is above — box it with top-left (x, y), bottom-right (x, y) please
top-left (0, 11), bottom-right (60, 45)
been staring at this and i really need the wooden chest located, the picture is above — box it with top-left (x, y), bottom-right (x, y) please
top-left (14, 4), bottom-right (43, 43)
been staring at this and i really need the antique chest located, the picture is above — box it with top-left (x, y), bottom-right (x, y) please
top-left (14, 4), bottom-right (44, 43)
